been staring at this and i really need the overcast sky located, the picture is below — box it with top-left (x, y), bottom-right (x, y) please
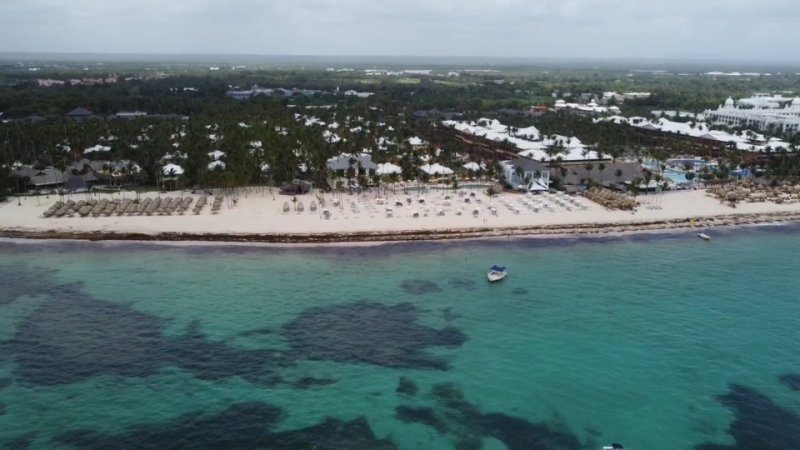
top-left (1, 0), bottom-right (798, 61)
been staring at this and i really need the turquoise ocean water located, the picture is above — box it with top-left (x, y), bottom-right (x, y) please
top-left (1, 225), bottom-right (800, 449)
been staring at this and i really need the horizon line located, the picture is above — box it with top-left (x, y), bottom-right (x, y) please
top-left (0, 51), bottom-right (798, 66)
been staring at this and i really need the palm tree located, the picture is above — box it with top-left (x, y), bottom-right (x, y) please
top-left (486, 185), bottom-right (500, 203)
top-left (514, 166), bottom-right (525, 188)
top-left (630, 177), bottom-right (642, 201)
top-left (598, 162), bottom-right (606, 186)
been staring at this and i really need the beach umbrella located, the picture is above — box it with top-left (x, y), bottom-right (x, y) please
top-left (463, 162), bottom-right (485, 172)
top-left (376, 163), bottom-right (402, 175)
top-left (431, 163), bottom-right (454, 175)
top-left (162, 164), bottom-right (184, 176)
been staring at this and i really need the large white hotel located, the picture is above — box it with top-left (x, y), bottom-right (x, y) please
top-left (704, 94), bottom-right (800, 133)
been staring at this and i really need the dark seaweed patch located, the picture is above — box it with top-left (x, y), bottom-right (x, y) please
top-left (397, 382), bottom-right (581, 450)
top-left (9, 290), bottom-right (165, 385)
top-left (0, 267), bottom-right (60, 304)
top-left (4, 433), bottom-right (34, 450)
top-left (779, 373), bottom-right (800, 391)
top-left (56, 402), bottom-right (397, 450)
top-left (479, 412), bottom-right (582, 450)
top-left (396, 376), bottom-right (419, 396)
top-left (7, 284), bottom-right (276, 386)
top-left (283, 302), bottom-right (466, 370)
top-left (442, 307), bottom-right (461, 322)
top-left (292, 376), bottom-right (338, 390)
top-left (396, 405), bottom-right (447, 434)
top-left (511, 287), bottom-right (530, 296)
top-left (695, 384), bottom-right (800, 450)
top-left (238, 327), bottom-right (273, 337)
top-left (275, 416), bottom-right (396, 450)
top-left (166, 321), bottom-right (276, 381)
top-left (585, 427), bottom-right (602, 437)
top-left (400, 280), bottom-right (442, 295)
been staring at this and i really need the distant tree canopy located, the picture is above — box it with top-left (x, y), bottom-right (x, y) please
top-left (0, 164), bottom-right (12, 201)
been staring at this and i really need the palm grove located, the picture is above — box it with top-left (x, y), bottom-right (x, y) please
top-left (2, 65), bottom-right (800, 200)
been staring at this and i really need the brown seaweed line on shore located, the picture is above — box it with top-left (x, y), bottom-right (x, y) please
top-left (1, 212), bottom-right (798, 244)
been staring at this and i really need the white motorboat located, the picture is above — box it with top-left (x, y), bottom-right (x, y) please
top-left (602, 444), bottom-right (624, 450)
top-left (487, 265), bottom-right (507, 282)
top-left (697, 232), bottom-right (711, 241)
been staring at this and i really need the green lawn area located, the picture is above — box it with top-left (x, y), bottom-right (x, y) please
top-left (433, 79), bottom-right (465, 87)
top-left (395, 77), bottom-right (421, 85)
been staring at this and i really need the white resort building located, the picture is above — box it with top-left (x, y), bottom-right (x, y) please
top-left (704, 95), bottom-right (800, 133)
top-left (554, 99), bottom-right (618, 117)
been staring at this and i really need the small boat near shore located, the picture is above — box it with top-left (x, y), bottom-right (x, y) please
top-left (487, 265), bottom-right (507, 282)
top-left (697, 232), bottom-right (711, 241)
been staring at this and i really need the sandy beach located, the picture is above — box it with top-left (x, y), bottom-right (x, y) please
top-left (1, 187), bottom-right (799, 243)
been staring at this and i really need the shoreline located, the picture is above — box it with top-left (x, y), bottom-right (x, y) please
top-left (1, 211), bottom-right (798, 245)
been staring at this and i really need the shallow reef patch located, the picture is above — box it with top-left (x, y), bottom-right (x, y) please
top-left (56, 402), bottom-right (397, 450)
top-left (400, 279), bottom-right (442, 295)
top-left (7, 283), bottom-right (277, 386)
top-left (283, 302), bottom-right (467, 370)
top-left (778, 373), bottom-right (800, 391)
top-left (396, 376), bottom-right (419, 396)
top-left (396, 382), bottom-right (582, 450)
top-left (695, 383), bottom-right (800, 450)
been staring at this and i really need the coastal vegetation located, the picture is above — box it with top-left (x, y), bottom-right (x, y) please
top-left (1, 61), bottom-right (800, 197)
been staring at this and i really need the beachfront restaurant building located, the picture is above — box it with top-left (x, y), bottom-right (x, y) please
top-left (11, 166), bottom-right (99, 193)
top-left (552, 161), bottom-right (647, 193)
top-left (326, 153), bottom-right (377, 189)
top-left (12, 167), bottom-right (67, 192)
top-left (500, 158), bottom-right (550, 192)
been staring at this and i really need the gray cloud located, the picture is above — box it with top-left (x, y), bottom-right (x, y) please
top-left (0, 0), bottom-right (798, 61)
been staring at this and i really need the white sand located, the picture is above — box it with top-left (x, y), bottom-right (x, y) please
top-left (2, 187), bottom-right (800, 239)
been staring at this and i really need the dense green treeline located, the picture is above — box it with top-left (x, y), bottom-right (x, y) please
top-left (2, 65), bottom-right (800, 195)
top-left (4, 65), bottom-right (798, 119)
